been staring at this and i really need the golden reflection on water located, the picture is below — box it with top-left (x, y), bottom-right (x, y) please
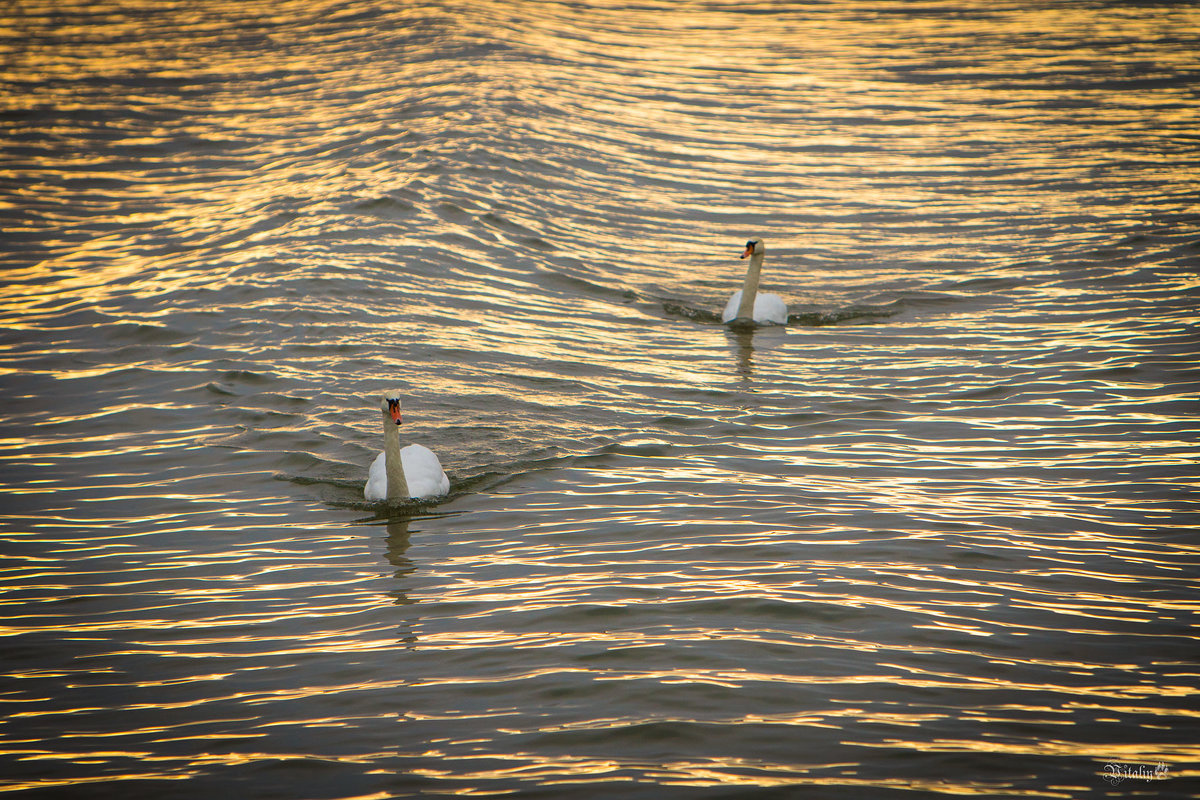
top-left (2, 0), bottom-right (1198, 796)
top-left (403, 750), bottom-right (1061, 795)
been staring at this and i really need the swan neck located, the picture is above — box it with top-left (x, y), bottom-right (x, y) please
top-left (382, 412), bottom-right (409, 500)
top-left (737, 251), bottom-right (764, 319)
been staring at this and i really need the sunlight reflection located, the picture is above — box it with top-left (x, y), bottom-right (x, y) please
top-left (2, 0), bottom-right (1198, 796)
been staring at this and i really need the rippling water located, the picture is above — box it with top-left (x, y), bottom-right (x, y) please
top-left (2, 0), bottom-right (1199, 797)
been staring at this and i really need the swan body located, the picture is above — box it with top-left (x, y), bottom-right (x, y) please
top-left (366, 445), bottom-right (449, 501)
top-left (722, 289), bottom-right (788, 325)
top-left (721, 238), bottom-right (788, 326)
top-left (364, 392), bottom-right (449, 502)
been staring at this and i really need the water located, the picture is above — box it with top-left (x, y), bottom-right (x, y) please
top-left (2, 0), bottom-right (1198, 797)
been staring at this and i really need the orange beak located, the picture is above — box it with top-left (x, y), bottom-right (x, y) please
top-left (389, 402), bottom-right (402, 425)
top-left (741, 244), bottom-right (753, 259)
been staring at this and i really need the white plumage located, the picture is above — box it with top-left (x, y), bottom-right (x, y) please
top-left (722, 237), bottom-right (788, 326)
top-left (722, 289), bottom-right (788, 325)
top-left (364, 391), bottom-right (449, 502)
top-left (365, 444), bottom-right (450, 502)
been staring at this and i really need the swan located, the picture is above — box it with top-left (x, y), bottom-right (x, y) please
top-left (364, 391), bottom-right (450, 502)
top-left (721, 238), bottom-right (788, 326)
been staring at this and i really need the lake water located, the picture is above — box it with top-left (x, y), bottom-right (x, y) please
top-left (1, 1), bottom-right (1198, 797)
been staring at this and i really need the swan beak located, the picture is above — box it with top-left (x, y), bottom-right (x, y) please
top-left (740, 244), bottom-right (753, 259)
top-left (388, 400), bottom-right (402, 425)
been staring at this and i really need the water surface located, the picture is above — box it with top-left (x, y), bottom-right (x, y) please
top-left (1, 0), bottom-right (1198, 797)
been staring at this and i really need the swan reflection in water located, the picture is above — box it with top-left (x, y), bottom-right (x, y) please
top-left (384, 518), bottom-right (420, 646)
top-left (385, 518), bottom-right (415, 583)
top-left (730, 327), bottom-right (758, 382)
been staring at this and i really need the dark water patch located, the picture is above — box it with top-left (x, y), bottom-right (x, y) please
top-left (659, 299), bottom-right (722, 323)
top-left (351, 195), bottom-right (417, 218)
top-left (787, 306), bottom-right (894, 326)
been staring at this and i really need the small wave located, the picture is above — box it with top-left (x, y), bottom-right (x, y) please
top-left (788, 304), bottom-right (900, 326)
top-left (659, 298), bottom-right (900, 326)
top-left (352, 195), bottom-right (417, 219)
top-left (661, 300), bottom-right (722, 324)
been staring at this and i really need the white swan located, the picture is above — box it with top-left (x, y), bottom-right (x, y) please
top-left (364, 391), bottom-right (450, 502)
top-left (721, 238), bottom-right (788, 326)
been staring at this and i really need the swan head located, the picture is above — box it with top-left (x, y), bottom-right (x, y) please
top-left (379, 391), bottom-right (403, 426)
top-left (740, 238), bottom-right (764, 259)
